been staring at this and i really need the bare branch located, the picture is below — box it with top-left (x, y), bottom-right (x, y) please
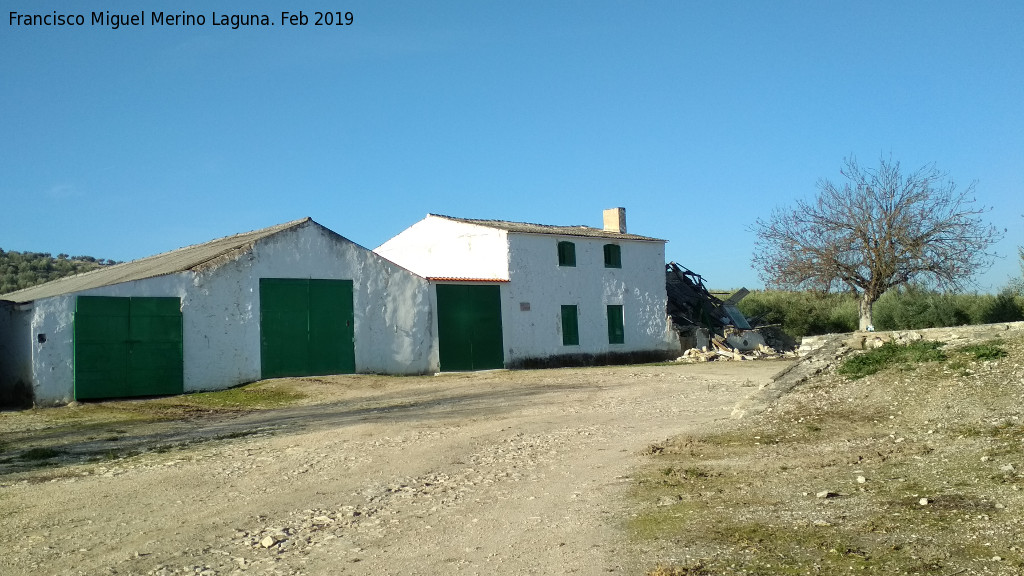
top-left (751, 156), bottom-right (1003, 329)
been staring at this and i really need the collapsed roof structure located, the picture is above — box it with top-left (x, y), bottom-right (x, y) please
top-left (665, 262), bottom-right (751, 333)
top-left (663, 261), bottom-right (798, 356)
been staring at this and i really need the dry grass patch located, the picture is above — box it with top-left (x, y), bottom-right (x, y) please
top-left (0, 380), bottom-right (307, 480)
top-left (632, 331), bottom-right (1024, 575)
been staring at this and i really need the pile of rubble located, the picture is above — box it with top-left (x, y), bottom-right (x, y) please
top-left (676, 333), bottom-right (797, 363)
top-left (665, 262), bottom-right (796, 363)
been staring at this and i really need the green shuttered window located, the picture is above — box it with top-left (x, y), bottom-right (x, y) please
top-left (561, 305), bottom-right (579, 346)
top-left (557, 241), bottom-right (576, 267)
top-left (607, 304), bottom-right (624, 344)
top-left (603, 244), bottom-right (622, 268)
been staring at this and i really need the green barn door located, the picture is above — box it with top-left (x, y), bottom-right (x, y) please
top-left (309, 279), bottom-right (355, 375)
top-left (128, 298), bottom-right (185, 395)
top-left (435, 284), bottom-right (504, 371)
top-left (259, 279), bottom-right (310, 378)
top-left (260, 278), bottom-right (354, 378)
top-left (74, 297), bottom-right (130, 399)
top-left (74, 296), bottom-right (183, 400)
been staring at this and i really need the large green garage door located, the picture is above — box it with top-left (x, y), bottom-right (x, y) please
top-left (436, 284), bottom-right (504, 371)
top-left (74, 296), bottom-right (184, 400)
top-left (260, 278), bottom-right (355, 378)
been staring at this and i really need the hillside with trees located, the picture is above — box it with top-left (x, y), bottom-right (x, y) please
top-left (0, 249), bottom-right (119, 295)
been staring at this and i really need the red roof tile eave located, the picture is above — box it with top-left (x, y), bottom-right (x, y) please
top-left (427, 277), bottom-right (510, 283)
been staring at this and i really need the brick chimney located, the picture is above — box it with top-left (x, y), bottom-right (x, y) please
top-left (602, 207), bottom-right (626, 234)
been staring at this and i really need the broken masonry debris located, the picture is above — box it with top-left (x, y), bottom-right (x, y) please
top-left (665, 262), bottom-right (795, 362)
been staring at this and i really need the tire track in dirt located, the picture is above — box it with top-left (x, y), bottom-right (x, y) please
top-left (0, 363), bottom-right (786, 576)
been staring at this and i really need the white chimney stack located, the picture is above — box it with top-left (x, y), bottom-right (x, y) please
top-left (603, 207), bottom-right (626, 234)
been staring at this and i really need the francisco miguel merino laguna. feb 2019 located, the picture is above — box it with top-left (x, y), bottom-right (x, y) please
top-left (9, 10), bottom-right (354, 29)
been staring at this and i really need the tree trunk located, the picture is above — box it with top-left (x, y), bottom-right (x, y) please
top-left (859, 293), bottom-right (874, 331)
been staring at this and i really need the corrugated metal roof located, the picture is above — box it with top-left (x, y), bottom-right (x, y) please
top-left (1, 218), bottom-right (313, 304)
top-left (430, 214), bottom-right (665, 242)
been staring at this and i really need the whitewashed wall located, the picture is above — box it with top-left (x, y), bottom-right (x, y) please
top-left (376, 216), bottom-right (676, 366)
top-left (18, 274), bottom-right (190, 405)
top-left (19, 222), bottom-right (435, 405)
top-left (501, 234), bottom-right (676, 363)
top-left (374, 216), bottom-right (510, 280)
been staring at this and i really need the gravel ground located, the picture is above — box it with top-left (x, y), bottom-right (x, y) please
top-left (0, 361), bottom-right (788, 576)
top-left (631, 326), bottom-right (1024, 575)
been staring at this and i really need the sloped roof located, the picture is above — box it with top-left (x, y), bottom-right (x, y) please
top-left (430, 214), bottom-right (665, 242)
top-left (1, 218), bottom-right (313, 304)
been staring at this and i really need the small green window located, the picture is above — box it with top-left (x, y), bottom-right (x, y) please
top-left (557, 241), bottom-right (576, 267)
top-left (603, 244), bottom-right (621, 268)
top-left (561, 305), bottom-right (579, 346)
top-left (607, 304), bottom-right (624, 344)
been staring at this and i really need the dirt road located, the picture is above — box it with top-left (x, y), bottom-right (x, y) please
top-left (1, 361), bottom-right (787, 576)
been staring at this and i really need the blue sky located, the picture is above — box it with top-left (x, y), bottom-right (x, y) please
top-left (3, 1), bottom-right (1022, 291)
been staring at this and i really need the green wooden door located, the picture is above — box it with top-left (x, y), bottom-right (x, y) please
top-left (260, 278), bottom-right (354, 378)
top-left (74, 297), bottom-right (130, 399)
top-left (127, 297), bottom-right (185, 395)
top-left (74, 296), bottom-right (183, 400)
top-left (259, 279), bottom-right (310, 378)
top-left (436, 284), bottom-right (504, 371)
top-left (309, 279), bottom-right (355, 375)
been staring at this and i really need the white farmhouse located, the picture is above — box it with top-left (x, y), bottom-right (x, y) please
top-left (375, 208), bottom-right (678, 371)
top-left (0, 218), bottom-right (434, 406)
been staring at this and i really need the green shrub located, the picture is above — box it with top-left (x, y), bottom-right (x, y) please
top-left (738, 291), bottom-right (857, 339)
top-left (741, 286), bottom-right (1024, 341)
top-left (877, 285), bottom-right (1024, 328)
top-left (976, 289), bottom-right (1024, 324)
top-left (961, 340), bottom-right (1009, 361)
top-left (873, 286), bottom-right (971, 330)
top-left (838, 340), bottom-right (946, 379)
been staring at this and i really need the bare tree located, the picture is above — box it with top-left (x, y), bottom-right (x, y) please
top-left (1013, 244), bottom-right (1024, 295)
top-left (752, 157), bottom-right (1003, 330)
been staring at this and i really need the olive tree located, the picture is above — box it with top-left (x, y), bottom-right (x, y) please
top-left (752, 157), bottom-right (1002, 331)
